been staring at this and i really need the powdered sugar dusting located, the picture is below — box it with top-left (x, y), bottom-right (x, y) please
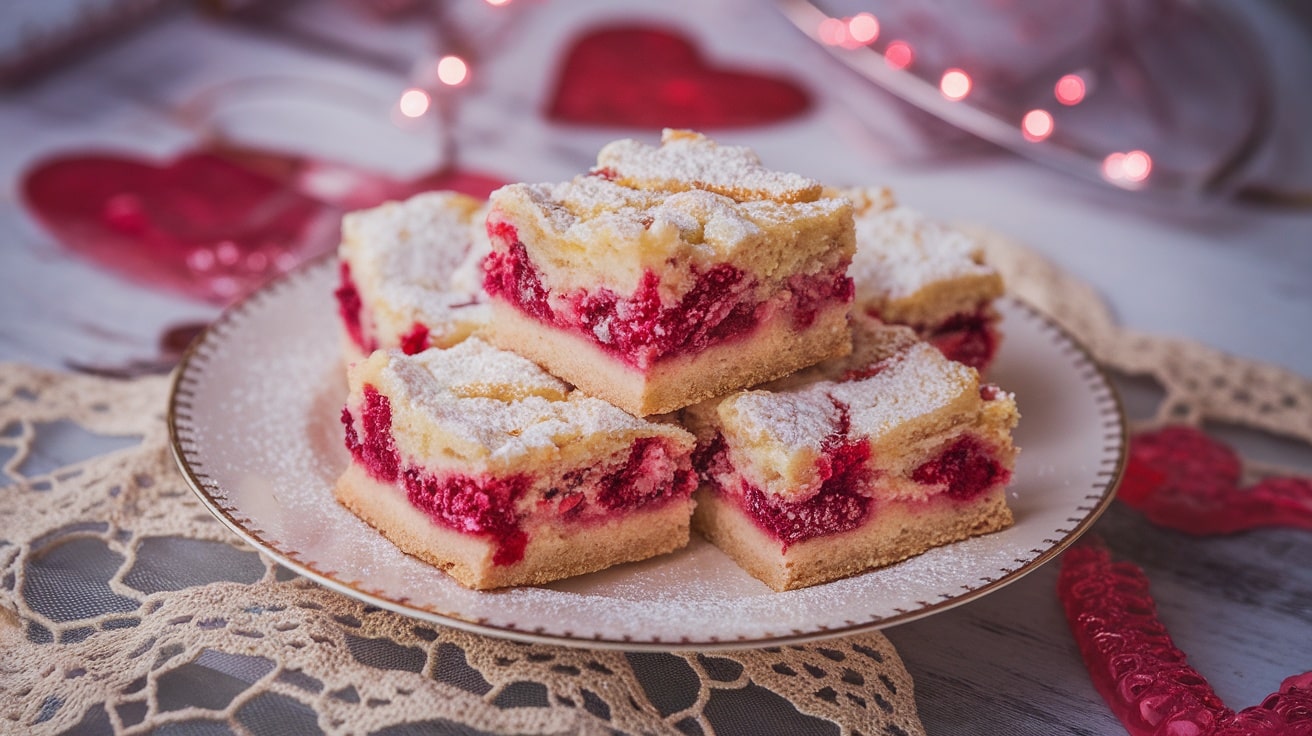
top-left (848, 198), bottom-right (997, 302)
top-left (344, 191), bottom-right (483, 288)
top-left (378, 339), bottom-right (684, 463)
top-left (500, 176), bottom-right (763, 256)
top-left (341, 191), bottom-right (491, 337)
top-left (722, 389), bottom-right (838, 453)
top-left (833, 344), bottom-right (974, 439)
top-left (720, 342), bottom-right (972, 451)
top-left (596, 129), bottom-right (823, 203)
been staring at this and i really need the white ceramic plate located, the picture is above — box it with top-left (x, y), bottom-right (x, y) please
top-left (170, 257), bottom-right (1124, 651)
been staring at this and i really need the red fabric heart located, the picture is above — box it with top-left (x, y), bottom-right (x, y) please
top-left (22, 147), bottom-right (507, 304)
top-left (1118, 425), bottom-right (1312, 535)
top-left (547, 25), bottom-right (812, 129)
top-left (22, 151), bottom-right (333, 304)
top-left (1059, 541), bottom-right (1312, 736)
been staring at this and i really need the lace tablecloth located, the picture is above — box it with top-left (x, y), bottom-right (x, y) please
top-left (4, 236), bottom-right (1309, 735)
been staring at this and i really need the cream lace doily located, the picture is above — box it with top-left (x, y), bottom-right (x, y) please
top-left (4, 237), bottom-right (1310, 735)
top-left (978, 233), bottom-right (1312, 449)
top-left (0, 368), bottom-right (920, 735)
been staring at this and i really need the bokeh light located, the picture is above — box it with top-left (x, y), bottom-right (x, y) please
top-left (1123, 150), bottom-right (1152, 181)
top-left (1102, 150), bottom-right (1153, 185)
top-left (1022, 109), bottom-right (1053, 142)
top-left (819, 17), bottom-right (848, 46)
top-left (436, 55), bottom-right (469, 86)
top-left (848, 13), bottom-right (879, 44)
top-left (884, 40), bottom-right (913, 70)
top-left (398, 88), bottom-right (431, 118)
top-left (1055, 74), bottom-right (1086, 106)
top-left (940, 69), bottom-right (972, 101)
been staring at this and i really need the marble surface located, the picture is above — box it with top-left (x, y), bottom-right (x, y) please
top-left (2, 1), bottom-right (1311, 733)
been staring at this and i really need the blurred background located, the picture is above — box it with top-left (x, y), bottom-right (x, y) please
top-left (2, 0), bottom-right (1311, 376)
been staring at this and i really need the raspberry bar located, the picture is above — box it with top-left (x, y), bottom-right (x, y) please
top-left (335, 191), bottom-right (492, 363)
top-left (481, 130), bottom-right (856, 416)
top-left (335, 339), bottom-right (698, 589)
top-left (843, 187), bottom-right (1005, 371)
top-left (683, 314), bottom-right (1019, 591)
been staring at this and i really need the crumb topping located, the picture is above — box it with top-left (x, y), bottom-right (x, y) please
top-left (843, 187), bottom-right (1000, 304)
top-left (488, 178), bottom-right (852, 296)
top-left (726, 343), bottom-right (974, 450)
top-left (362, 340), bottom-right (690, 466)
top-left (596, 129), bottom-right (823, 204)
top-left (339, 191), bottom-right (492, 347)
top-left (700, 325), bottom-right (1014, 500)
top-left (343, 191), bottom-right (486, 290)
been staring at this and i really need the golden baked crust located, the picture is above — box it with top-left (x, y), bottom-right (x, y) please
top-left (693, 486), bottom-right (1012, 591)
top-left (597, 129), bottom-right (825, 204)
top-left (486, 176), bottom-right (853, 298)
top-left (337, 464), bottom-right (692, 590)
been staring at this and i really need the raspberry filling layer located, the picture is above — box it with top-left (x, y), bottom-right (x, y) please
top-left (335, 264), bottom-right (433, 356)
top-left (697, 419), bottom-right (1009, 549)
top-left (869, 305), bottom-right (999, 371)
top-left (344, 387), bottom-right (695, 565)
top-left (910, 435), bottom-right (1010, 501)
top-left (335, 262), bottom-right (376, 354)
top-left (484, 222), bottom-right (852, 370)
top-left (926, 309), bottom-right (1000, 372)
top-left (399, 322), bottom-right (430, 355)
top-left (696, 400), bottom-right (873, 549)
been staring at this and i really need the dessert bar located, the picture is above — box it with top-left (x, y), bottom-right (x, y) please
top-left (335, 339), bottom-right (698, 589)
top-left (843, 187), bottom-right (1005, 371)
top-left (684, 314), bottom-right (1019, 591)
top-left (481, 130), bottom-right (856, 416)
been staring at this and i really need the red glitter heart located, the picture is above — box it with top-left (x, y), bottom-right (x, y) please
top-left (1059, 541), bottom-right (1312, 736)
top-left (22, 151), bottom-right (333, 304)
top-left (210, 142), bottom-right (506, 211)
top-left (547, 25), bottom-right (812, 129)
top-left (1118, 425), bottom-right (1312, 535)
top-left (22, 147), bottom-right (507, 304)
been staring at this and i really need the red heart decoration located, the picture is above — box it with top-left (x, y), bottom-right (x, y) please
top-left (1059, 541), bottom-right (1312, 736)
top-left (547, 25), bottom-right (812, 129)
top-left (22, 147), bottom-right (508, 305)
top-left (209, 142), bottom-right (506, 211)
top-left (22, 151), bottom-right (334, 304)
top-left (1118, 425), bottom-right (1312, 535)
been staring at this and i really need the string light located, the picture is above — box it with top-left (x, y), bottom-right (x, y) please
top-left (884, 40), bottom-right (913, 70)
top-left (436, 55), bottom-right (469, 86)
top-left (1022, 110), bottom-right (1053, 142)
top-left (1123, 150), bottom-right (1152, 181)
top-left (848, 13), bottom-right (879, 44)
top-left (398, 88), bottom-right (431, 118)
top-left (940, 68), bottom-right (971, 100)
top-left (818, 17), bottom-right (848, 46)
top-left (1103, 150), bottom-right (1153, 185)
top-left (1055, 74), bottom-right (1086, 106)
